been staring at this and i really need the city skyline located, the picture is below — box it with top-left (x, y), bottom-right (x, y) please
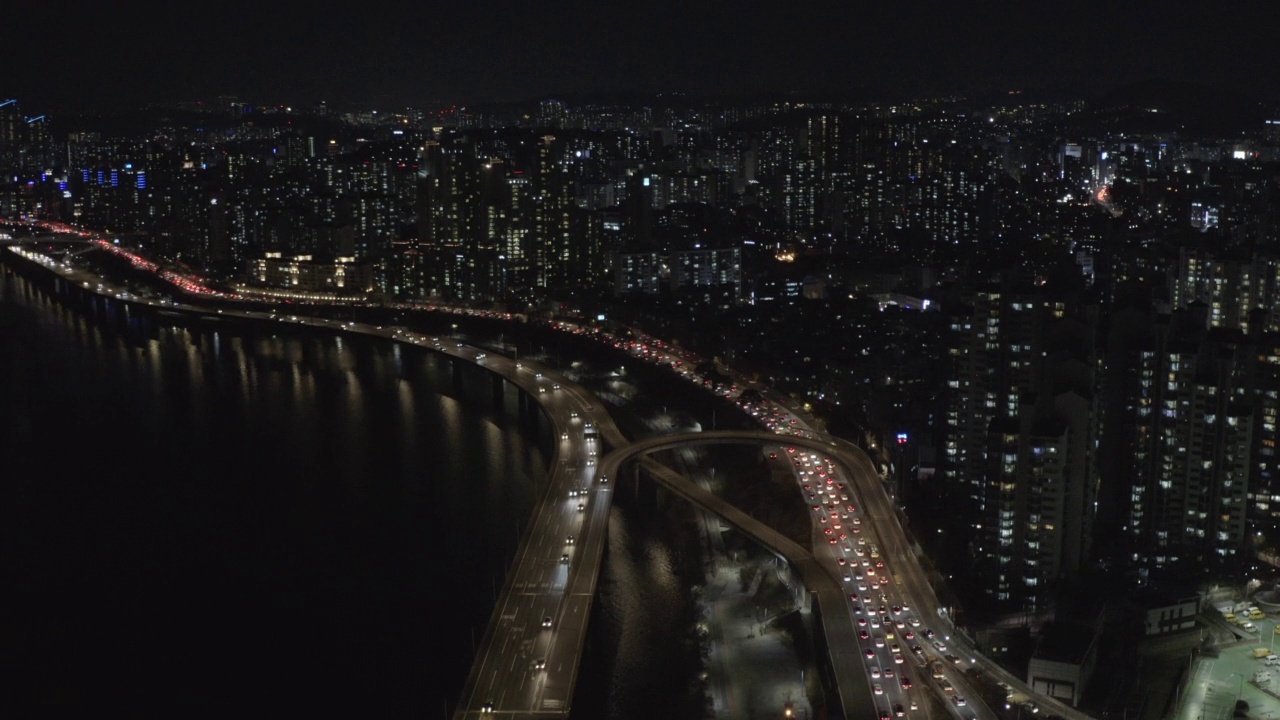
top-left (8, 1), bottom-right (1280, 112)
top-left (11, 23), bottom-right (1280, 713)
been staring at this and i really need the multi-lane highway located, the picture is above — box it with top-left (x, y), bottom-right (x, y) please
top-left (5, 241), bottom-right (616, 718)
top-left (5, 236), bottom-right (1094, 720)
top-left (599, 431), bottom-right (971, 720)
top-left (449, 370), bottom-right (615, 719)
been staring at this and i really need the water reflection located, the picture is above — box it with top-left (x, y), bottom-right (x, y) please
top-left (1, 269), bottom-right (549, 714)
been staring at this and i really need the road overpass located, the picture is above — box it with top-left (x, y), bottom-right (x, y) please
top-left (4, 243), bottom-right (1097, 720)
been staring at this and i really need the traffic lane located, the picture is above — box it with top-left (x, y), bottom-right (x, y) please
top-left (460, 486), bottom-right (596, 715)
top-left (829, 443), bottom-right (995, 720)
top-left (459, 393), bottom-right (597, 716)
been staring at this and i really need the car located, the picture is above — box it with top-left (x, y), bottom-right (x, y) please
top-left (923, 629), bottom-right (935, 639)
top-left (880, 713), bottom-right (892, 720)
top-left (843, 574), bottom-right (852, 583)
top-left (838, 558), bottom-right (848, 566)
top-left (953, 696), bottom-right (966, 707)
top-left (904, 631), bottom-right (915, 640)
top-left (873, 683), bottom-right (883, 695)
top-left (533, 658), bottom-right (546, 670)
top-left (577, 502), bottom-right (585, 512)
top-left (542, 616), bottom-right (553, 628)
top-left (910, 700), bottom-right (918, 710)
top-left (946, 654), bottom-right (961, 664)
top-left (935, 642), bottom-right (948, 652)
top-left (901, 676), bottom-right (913, 689)
top-left (875, 637), bottom-right (885, 648)
top-left (893, 703), bottom-right (905, 717)
top-left (865, 648), bottom-right (876, 659)
top-left (560, 554), bottom-right (570, 563)
top-left (552, 383), bottom-right (560, 390)
top-left (829, 538), bottom-right (838, 544)
top-left (561, 432), bottom-right (569, 440)
top-left (883, 667), bottom-right (894, 678)
top-left (859, 631), bottom-right (870, 640)
top-left (481, 701), bottom-right (494, 713)
top-left (600, 474), bottom-right (609, 484)
top-left (911, 645), bottom-right (924, 656)
top-left (871, 666), bottom-right (881, 678)
top-left (892, 605), bottom-right (903, 615)
top-left (569, 411), bottom-right (577, 418)
top-left (566, 535), bottom-right (575, 545)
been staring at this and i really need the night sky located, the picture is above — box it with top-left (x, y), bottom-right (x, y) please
top-left (7, 1), bottom-right (1278, 112)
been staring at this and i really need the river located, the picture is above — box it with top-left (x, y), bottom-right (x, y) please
top-left (1, 261), bottom-right (720, 718)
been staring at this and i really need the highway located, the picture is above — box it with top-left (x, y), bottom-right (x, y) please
top-left (601, 431), bottom-right (979, 720)
top-left (449, 367), bottom-right (614, 719)
top-left (5, 234), bottom-right (1096, 720)
top-left (3, 242), bottom-right (613, 718)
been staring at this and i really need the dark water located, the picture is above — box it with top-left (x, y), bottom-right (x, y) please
top-left (1, 263), bottom-right (718, 718)
top-left (1, 267), bottom-right (551, 715)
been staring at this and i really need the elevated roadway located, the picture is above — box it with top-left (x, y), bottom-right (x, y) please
top-left (4, 243), bottom-right (1096, 720)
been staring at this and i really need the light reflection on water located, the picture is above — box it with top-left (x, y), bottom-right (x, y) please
top-left (3, 265), bottom-right (721, 718)
top-left (1, 268), bottom-right (549, 714)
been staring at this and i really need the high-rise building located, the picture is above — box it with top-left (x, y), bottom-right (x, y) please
top-left (533, 134), bottom-right (574, 296)
top-left (942, 276), bottom-right (1098, 609)
top-left (1171, 244), bottom-right (1280, 334)
top-left (1116, 308), bottom-right (1253, 572)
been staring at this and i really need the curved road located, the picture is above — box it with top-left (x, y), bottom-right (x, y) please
top-left (5, 238), bottom-right (1096, 720)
